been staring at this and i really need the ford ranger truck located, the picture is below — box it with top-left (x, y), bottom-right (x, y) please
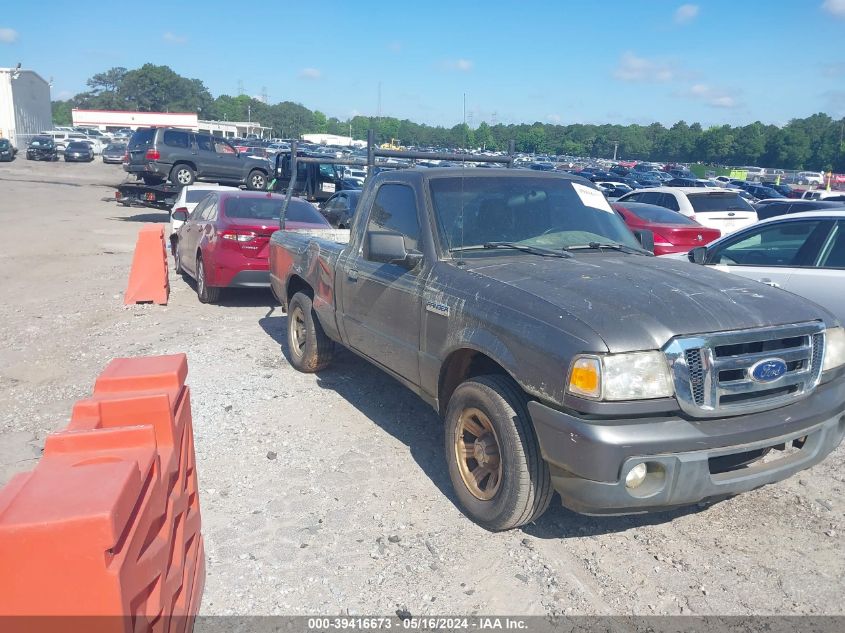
top-left (269, 168), bottom-right (845, 531)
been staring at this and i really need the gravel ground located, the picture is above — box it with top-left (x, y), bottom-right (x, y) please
top-left (0, 158), bottom-right (843, 617)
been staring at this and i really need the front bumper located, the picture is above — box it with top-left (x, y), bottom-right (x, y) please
top-left (528, 373), bottom-right (845, 515)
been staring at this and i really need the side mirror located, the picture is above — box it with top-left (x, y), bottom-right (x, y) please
top-left (171, 209), bottom-right (189, 222)
top-left (688, 246), bottom-right (707, 264)
top-left (632, 229), bottom-right (655, 253)
top-left (365, 231), bottom-right (422, 269)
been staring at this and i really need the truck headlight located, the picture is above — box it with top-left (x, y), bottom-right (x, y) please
top-left (567, 351), bottom-right (675, 401)
top-left (823, 327), bottom-right (845, 372)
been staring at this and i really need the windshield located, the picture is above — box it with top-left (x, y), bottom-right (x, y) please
top-left (0, 139), bottom-right (9, 149)
top-left (128, 128), bottom-right (155, 149)
top-left (622, 204), bottom-right (697, 225)
top-left (223, 196), bottom-right (328, 225)
top-left (67, 142), bottom-right (89, 150)
top-left (30, 138), bottom-right (52, 147)
top-left (429, 175), bottom-right (641, 252)
top-left (688, 192), bottom-right (754, 212)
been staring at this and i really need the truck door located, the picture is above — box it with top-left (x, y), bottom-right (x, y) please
top-left (337, 183), bottom-right (423, 383)
top-left (211, 137), bottom-right (243, 182)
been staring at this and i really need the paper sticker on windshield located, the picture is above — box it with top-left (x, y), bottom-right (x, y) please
top-left (572, 182), bottom-right (613, 213)
top-left (322, 182), bottom-right (336, 193)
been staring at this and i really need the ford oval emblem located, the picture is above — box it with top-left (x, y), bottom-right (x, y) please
top-left (749, 358), bottom-right (788, 383)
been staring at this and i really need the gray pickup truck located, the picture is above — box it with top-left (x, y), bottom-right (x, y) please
top-left (269, 168), bottom-right (845, 531)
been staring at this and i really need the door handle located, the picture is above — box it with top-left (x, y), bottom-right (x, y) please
top-left (347, 268), bottom-right (359, 282)
top-left (760, 278), bottom-right (780, 288)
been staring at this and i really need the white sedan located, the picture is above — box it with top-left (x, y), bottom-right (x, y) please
top-left (684, 210), bottom-right (845, 323)
top-left (168, 184), bottom-right (239, 252)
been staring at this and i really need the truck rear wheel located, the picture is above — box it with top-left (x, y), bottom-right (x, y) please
top-left (445, 375), bottom-right (553, 531)
top-left (287, 292), bottom-right (334, 372)
top-left (171, 164), bottom-right (195, 186)
top-left (247, 170), bottom-right (267, 190)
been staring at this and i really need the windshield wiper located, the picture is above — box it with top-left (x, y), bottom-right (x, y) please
top-left (450, 242), bottom-right (572, 258)
top-left (565, 241), bottom-right (652, 255)
top-left (482, 242), bottom-right (573, 258)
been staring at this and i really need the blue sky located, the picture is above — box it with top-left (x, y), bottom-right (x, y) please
top-left (2, 0), bottom-right (844, 128)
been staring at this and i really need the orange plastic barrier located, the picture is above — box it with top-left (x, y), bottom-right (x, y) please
top-left (0, 354), bottom-right (204, 633)
top-left (124, 225), bottom-right (170, 305)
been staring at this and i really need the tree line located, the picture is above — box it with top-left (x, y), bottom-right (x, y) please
top-left (52, 65), bottom-right (845, 172)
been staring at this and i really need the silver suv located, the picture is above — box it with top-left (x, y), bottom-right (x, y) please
top-left (124, 127), bottom-right (271, 189)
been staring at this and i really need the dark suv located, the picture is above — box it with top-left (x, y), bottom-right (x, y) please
top-left (124, 127), bottom-right (271, 189)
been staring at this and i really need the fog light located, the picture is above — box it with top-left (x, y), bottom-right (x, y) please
top-left (625, 463), bottom-right (647, 489)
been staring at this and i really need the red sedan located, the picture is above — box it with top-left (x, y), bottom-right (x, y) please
top-left (612, 201), bottom-right (721, 256)
top-left (173, 191), bottom-right (331, 303)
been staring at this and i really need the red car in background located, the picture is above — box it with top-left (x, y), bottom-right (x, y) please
top-left (173, 191), bottom-right (331, 303)
top-left (611, 201), bottom-right (721, 256)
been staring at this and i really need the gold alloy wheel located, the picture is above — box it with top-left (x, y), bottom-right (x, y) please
top-left (290, 305), bottom-right (307, 357)
top-left (455, 407), bottom-right (503, 501)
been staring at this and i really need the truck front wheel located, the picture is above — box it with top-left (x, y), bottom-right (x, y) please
top-left (445, 375), bottom-right (553, 531)
top-left (287, 292), bottom-right (334, 372)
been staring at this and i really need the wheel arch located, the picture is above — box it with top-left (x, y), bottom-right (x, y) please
top-left (285, 274), bottom-right (314, 306)
top-left (438, 346), bottom-right (520, 417)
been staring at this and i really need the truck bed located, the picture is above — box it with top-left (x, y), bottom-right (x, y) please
top-left (268, 229), bottom-right (348, 322)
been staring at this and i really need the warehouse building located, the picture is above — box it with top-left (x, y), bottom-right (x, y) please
top-left (0, 67), bottom-right (53, 149)
top-left (71, 109), bottom-right (271, 138)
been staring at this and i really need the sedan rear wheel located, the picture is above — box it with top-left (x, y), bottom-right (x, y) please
top-left (196, 255), bottom-right (221, 304)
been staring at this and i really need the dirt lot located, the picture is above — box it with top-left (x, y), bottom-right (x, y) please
top-left (0, 157), bottom-right (843, 617)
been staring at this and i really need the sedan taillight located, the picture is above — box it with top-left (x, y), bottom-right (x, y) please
top-left (219, 229), bottom-right (257, 242)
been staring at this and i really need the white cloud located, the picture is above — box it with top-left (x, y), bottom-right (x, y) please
top-left (823, 90), bottom-right (845, 116)
top-left (674, 4), bottom-right (700, 24)
top-left (442, 58), bottom-right (474, 72)
top-left (546, 114), bottom-right (562, 124)
top-left (821, 0), bottom-right (845, 18)
top-left (162, 32), bottom-right (187, 44)
top-left (0, 27), bottom-right (18, 43)
top-left (298, 67), bottom-right (322, 80)
top-left (681, 83), bottom-right (740, 108)
top-left (821, 62), bottom-right (845, 77)
top-left (613, 52), bottom-right (676, 82)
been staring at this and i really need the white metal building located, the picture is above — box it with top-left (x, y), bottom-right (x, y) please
top-left (71, 109), bottom-right (198, 131)
top-left (71, 109), bottom-right (272, 138)
top-left (302, 133), bottom-right (366, 148)
top-left (0, 67), bottom-right (53, 148)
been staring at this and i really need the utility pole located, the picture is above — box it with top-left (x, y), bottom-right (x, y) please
top-left (612, 140), bottom-right (619, 161)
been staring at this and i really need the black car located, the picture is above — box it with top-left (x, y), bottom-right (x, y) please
top-left (761, 181), bottom-right (795, 197)
top-left (26, 136), bottom-right (58, 161)
top-left (743, 184), bottom-right (784, 200)
top-left (319, 190), bottom-right (362, 228)
top-left (102, 143), bottom-right (127, 164)
top-left (64, 141), bottom-right (95, 162)
top-left (0, 138), bottom-right (14, 162)
top-left (754, 199), bottom-right (845, 220)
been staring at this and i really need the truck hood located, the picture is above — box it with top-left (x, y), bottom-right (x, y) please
top-left (462, 254), bottom-right (831, 352)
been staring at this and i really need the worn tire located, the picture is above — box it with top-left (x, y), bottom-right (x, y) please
top-left (171, 164), bottom-right (195, 187)
top-left (287, 292), bottom-right (334, 372)
top-left (247, 169), bottom-right (267, 190)
top-left (196, 255), bottom-right (221, 303)
top-left (173, 240), bottom-right (184, 273)
top-left (444, 374), bottom-right (553, 531)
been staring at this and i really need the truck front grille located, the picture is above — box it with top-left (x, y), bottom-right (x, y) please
top-left (664, 322), bottom-right (826, 418)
